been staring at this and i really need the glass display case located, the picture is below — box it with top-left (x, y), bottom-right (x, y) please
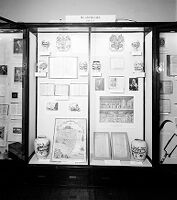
top-left (24, 23), bottom-right (154, 168)
top-left (157, 24), bottom-right (177, 165)
top-left (0, 17), bottom-right (26, 161)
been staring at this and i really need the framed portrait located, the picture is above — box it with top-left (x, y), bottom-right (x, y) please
top-left (111, 132), bottom-right (130, 160)
top-left (0, 65), bottom-right (7, 75)
top-left (14, 67), bottom-right (22, 82)
top-left (129, 78), bottom-right (138, 91)
top-left (13, 39), bottom-right (23, 54)
top-left (93, 132), bottom-right (111, 160)
top-left (108, 76), bottom-right (125, 93)
top-left (51, 118), bottom-right (87, 163)
top-left (95, 78), bottom-right (104, 91)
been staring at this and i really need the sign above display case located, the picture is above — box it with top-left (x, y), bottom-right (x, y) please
top-left (65, 15), bottom-right (116, 23)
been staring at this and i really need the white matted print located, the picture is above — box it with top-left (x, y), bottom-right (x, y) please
top-left (8, 120), bottom-right (22, 142)
top-left (55, 84), bottom-right (69, 97)
top-left (111, 132), bottom-right (130, 160)
top-left (70, 83), bottom-right (88, 96)
top-left (14, 67), bottom-right (22, 82)
top-left (110, 57), bottom-right (125, 70)
top-left (93, 132), bottom-right (111, 160)
top-left (51, 118), bottom-right (87, 163)
top-left (49, 56), bottom-right (78, 79)
top-left (40, 83), bottom-right (55, 96)
top-left (108, 76), bottom-right (125, 93)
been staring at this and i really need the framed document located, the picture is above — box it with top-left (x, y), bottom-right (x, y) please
top-left (93, 132), bottom-right (111, 160)
top-left (111, 132), bottom-right (130, 160)
top-left (51, 118), bottom-right (87, 163)
top-left (49, 56), bottom-right (78, 79)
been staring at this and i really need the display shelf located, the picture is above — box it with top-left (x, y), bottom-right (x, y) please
top-left (29, 154), bottom-right (88, 165)
top-left (29, 154), bottom-right (151, 167)
top-left (90, 159), bottom-right (151, 167)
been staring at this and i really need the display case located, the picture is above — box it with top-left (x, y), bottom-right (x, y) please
top-left (157, 24), bottom-right (177, 165)
top-left (0, 17), bottom-right (27, 161)
top-left (20, 23), bottom-right (154, 168)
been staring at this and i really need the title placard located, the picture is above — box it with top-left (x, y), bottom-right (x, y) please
top-left (65, 15), bottom-right (116, 23)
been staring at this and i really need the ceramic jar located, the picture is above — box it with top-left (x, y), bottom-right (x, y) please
top-left (34, 136), bottom-right (50, 159)
top-left (131, 139), bottom-right (147, 161)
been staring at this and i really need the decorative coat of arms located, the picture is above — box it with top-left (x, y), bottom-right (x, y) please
top-left (56, 34), bottom-right (71, 51)
top-left (109, 34), bottom-right (125, 52)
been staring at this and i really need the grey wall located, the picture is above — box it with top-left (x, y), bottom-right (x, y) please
top-left (0, 0), bottom-right (176, 22)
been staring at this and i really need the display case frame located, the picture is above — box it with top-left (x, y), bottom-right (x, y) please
top-left (2, 18), bottom-right (177, 171)
top-left (22, 22), bottom-right (157, 168)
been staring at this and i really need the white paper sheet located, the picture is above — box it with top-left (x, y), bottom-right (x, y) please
top-left (40, 83), bottom-right (55, 96)
top-left (70, 83), bottom-right (88, 96)
top-left (49, 57), bottom-right (78, 79)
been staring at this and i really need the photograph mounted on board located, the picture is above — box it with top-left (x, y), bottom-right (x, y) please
top-left (13, 39), bottom-right (23, 54)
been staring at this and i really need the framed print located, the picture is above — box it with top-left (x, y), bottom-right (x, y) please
top-left (10, 103), bottom-right (22, 116)
top-left (167, 55), bottom-right (177, 76)
top-left (0, 65), bottom-right (7, 75)
top-left (14, 67), bottom-right (22, 82)
top-left (49, 56), bottom-right (78, 79)
top-left (0, 104), bottom-right (9, 116)
top-left (13, 39), bottom-right (23, 54)
top-left (0, 126), bottom-right (6, 146)
top-left (100, 96), bottom-right (134, 123)
top-left (160, 99), bottom-right (171, 114)
top-left (111, 132), bottom-right (130, 160)
top-left (160, 81), bottom-right (173, 94)
top-left (108, 76), bottom-right (125, 93)
top-left (129, 78), bottom-right (138, 91)
top-left (70, 83), bottom-right (88, 96)
top-left (93, 132), bottom-right (111, 160)
top-left (8, 120), bottom-right (22, 142)
top-left (95, 78), bottom-right (104, 91)
top-left (51, 118), bottom-right (87, 163)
